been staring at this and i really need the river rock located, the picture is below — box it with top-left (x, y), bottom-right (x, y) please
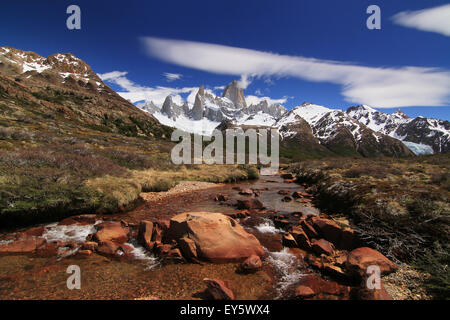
top-left (310, 217), bottom-right (357, 250)
top-left (311, 238), bottom-right (335, 256)
top-left (178, 237), bottom-right (198, 259)
top-left (346, 247), bottom-right (398, 277)
top-left (215, 194), bottom-right (228, 202)
top-left (0, 237), bottom-right (46, 254)
top-left (290, 226), bottom-right (312, 251)
top-left (295, 285), bottom-right (315, 299)
top-left (356, 281), bottom-right (392, 300)
top-left (93, 221), bottom-right (129, 244)
top-left (138, 220), bottom-right (154, 250)
top-left (239, 189), bottom-right (253, 196)
top-left (203, 278), bottom-right (235, 300)
top-left (281, 173), bottom-right (294, 179)
top-left (282, 233), bottom-right (297, 247)
top-left (296, 274), bottom-right (351, 299)
top-left (167, 212), bottom-right (265, 263)
top-left (240, 254), bottom-right (262, 272)
top-left (19, 226), bottom-right (45, 238)
top-left (236, 198), bottom-right (264, 210)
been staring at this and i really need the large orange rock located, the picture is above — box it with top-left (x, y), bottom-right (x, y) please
top-left (0, 237), bottom-right (46, 254)
top-left (168, 212), bottom-right (265, 263)
top-left (346, 247), bottom-right (398, 277)
top-left (93, 221), bottom-right (129, 244)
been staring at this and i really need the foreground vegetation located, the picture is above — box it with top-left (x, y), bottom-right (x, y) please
top-left (0, 122), bottom-right (258, 229)
top-left (288, 155), bottom-right (449, 299)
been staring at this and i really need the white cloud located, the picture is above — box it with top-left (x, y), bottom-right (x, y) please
top-left (140, 37), bottom-right (450, 108)
top-left (98, 70), bottom-right (197, 106)
top-left (163, 72), bottom-right (182, 82)
top-left (246, 95), bottom-right (287, 106)
top-left (392, 4), bottom-right (450, 37)
top-left (237, 74), bottom-right (252, 89)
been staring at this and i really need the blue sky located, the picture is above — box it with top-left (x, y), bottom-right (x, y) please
top-left (1, 0), bottom-right (449, 120)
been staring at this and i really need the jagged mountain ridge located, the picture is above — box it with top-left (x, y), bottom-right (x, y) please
top-left (347, 105), bottom-right (450, 154)
top-left (0, 46), bottom-right (171, 138)
top-left (138, 81), bottom-right (288, 135)
top-left (140, 81), bottom-right (448, 157)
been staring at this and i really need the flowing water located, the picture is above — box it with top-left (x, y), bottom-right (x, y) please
top-left (0, 175), bottom-right (323, 300)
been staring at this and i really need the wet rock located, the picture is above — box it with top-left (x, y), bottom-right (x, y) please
top-left (296, 274), bottom-right (352, 299)
top-left (240, 254), bottom-right (262, 272)
top-left (82, 241), bottom-right (98, 252)
top-left (356, 281), bottom-right (392, 300)
top-left (97, 240), bottom-right (119, 256)
top-left (236, 198), bottom-right (264, 210)
top-left (203, 278), bottom-right (235, 300)
top-left (277, 190), bottom-right (291, 195)
top-left (282, 196), bottom-right (292, 202)
top-left (178, 237), bottom-right (198, 259)
top-left (290, 226), bottom-right (312, 251)
top-left (346, 247), bottom-right (398, 277)
top-left (239, 189), bottom-right (253, 196)
top-left (78, 249), bottom-right (93, 257)
top-left (311, 239), bottom-right (335, 256)
top-left (322, 264), bottom-right (348, 279)
top-left (281, 173), bottom-right (294, 179)
top-left (168, 212), bottom-right (265, 263)
top-left (310, 217), bottom-right (357, 250)
top-left (58, 214), bottom-right (97, 226)
top-left (35, 241), bottom-right (60, 257)
top-left (0, 237), bottom-right (46, 254)
top-left (215, 194), bottom-right (228, 202)
top-left (282, 233), bottom-right (298, 247)
top-left (19, 226), bottom-right (45, 238)
top-left (93, 221), bottom-right (129, 244)
top-left (273, 217), bottom-right (290, 229)
top-left (138, 220), bottom-right (154, 250)
top-left (300, 220), bottom-right (319, 239)
top-left (292, 191), bottom-right (310, 199)
top-left (295, 285), bottom-right (315, 299)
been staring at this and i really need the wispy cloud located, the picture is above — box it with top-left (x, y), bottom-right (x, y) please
top-left (98, 71), bottom-right (196, 106)
top-left (392, 4), bottom-right (450, 37)
top-left (246, 95), bottom-right (288, 106)
top-left (163, 72), bottom-right (182, 82)
top-left (237, 74), bottom-right (252, 89)
top-left (140, 37), bottom-right (450, 108)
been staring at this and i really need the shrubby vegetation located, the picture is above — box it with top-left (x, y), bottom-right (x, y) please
top-left (289, 155), bottom-right (450, 299)
top-left (0, 121), bottom-right (258, 229)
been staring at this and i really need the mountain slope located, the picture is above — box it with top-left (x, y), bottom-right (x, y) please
top-left (138, 81), bottom-right (287, 135)
top-left (277, 103), bottom-right (413, 158)
top-left (347, 105), bottom-right (450, 154)
top-left (0, 46), bottom-right (172, 139)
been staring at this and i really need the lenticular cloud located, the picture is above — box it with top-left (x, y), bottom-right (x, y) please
top-left (140, 36), bottom-right (450, 108)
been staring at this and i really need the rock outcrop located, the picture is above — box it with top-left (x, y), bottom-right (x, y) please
top-left (167, 211), bottom-right (265, 263)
